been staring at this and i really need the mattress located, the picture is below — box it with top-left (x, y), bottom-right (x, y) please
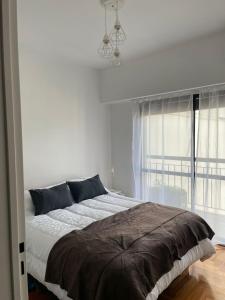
top-left (26, 191), bottom-right (215, 300)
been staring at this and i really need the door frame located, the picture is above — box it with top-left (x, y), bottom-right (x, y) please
top-left (1, 0), bottom-right (27, 299)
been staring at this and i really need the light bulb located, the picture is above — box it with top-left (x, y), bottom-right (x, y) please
top-left (98, 34), bottom-right (114, 59)
top-left (111, 47), bottom-right (121, 66)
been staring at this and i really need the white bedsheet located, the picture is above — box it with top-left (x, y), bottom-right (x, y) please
top-left (26, 192), bottom-right (215, 300)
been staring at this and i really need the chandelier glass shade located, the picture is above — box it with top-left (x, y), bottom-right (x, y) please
top-left (98, 0), bottom-right (126, 66)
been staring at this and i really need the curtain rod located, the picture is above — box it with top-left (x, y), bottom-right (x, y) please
top-left (104, 82), bottom-right (225, 104)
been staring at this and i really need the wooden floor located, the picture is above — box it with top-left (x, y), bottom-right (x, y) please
top-left (159, 245), bottom-right (225, 300)
top-left (29, 246), bottom-right (225, 300)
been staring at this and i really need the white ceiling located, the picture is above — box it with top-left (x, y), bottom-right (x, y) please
top-left (18, 0), bottom-right (225, 69)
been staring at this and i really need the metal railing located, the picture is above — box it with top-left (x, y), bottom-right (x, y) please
top-left (142, 155), bottom-right (225, 211)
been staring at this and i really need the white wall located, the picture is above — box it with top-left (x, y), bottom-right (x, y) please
top-left (19, 48), bottom-right (111, 189)
top-left (20, 30), bottom-right (225, 195)
top-left (100, 31), bottom-right (225, 102)
top-left (105, 31), bottom-right (225, 195)
top-left (111, 102), bottom-right (134, 196)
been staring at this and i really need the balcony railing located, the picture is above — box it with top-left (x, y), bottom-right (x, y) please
top-left (142, 155), bottom-right (225, 212)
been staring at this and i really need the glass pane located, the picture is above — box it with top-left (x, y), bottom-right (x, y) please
top-left (195, 106), bottom-right (225, 242)
top-left (142, 109), bottom-right (192, 209)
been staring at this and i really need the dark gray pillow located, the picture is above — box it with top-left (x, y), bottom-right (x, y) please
top-left (30, 183), bottom-right (74, 216)
top-left (67, 175), bottom-right (107, 203)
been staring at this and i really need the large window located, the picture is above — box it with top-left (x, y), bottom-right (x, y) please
top-left (133, 90), bottom-right (225, 243)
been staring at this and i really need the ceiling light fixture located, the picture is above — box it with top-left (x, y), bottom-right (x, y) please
top-left (99, 0), bottom-right (127, 66)
top-left (98, 4), bottom-right (114, 59)
top-left (109, 0), bottom-right (126, 46)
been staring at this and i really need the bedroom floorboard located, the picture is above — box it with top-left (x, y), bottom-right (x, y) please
top-left (159, 245), bottom-right (225, 300)
top-left (29, 245), bottom-right (225, 300)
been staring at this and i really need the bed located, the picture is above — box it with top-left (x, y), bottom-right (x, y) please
top-left (25, 182), bottom-right (215, 300)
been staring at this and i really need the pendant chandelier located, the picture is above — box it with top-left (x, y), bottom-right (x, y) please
top-left (98, 0), bottom-right (127, 66)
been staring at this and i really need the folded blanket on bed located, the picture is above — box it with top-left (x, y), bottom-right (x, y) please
top-left (45, 202), bottom-right (214, 300)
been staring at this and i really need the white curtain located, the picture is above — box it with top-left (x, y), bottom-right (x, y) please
top-left (195, 90), bottom-right (225, 244)
top-left (132, 95), bottom-right (193, 209)
top-left (132, 90), bottom-right (225, 243)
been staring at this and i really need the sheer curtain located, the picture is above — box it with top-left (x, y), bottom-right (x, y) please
top-left (195, 90), bottom-right (225, 243)
top-left (132, 95), bottom-right (193, 209)
top-left (132, 90), bottom-right (225, 243)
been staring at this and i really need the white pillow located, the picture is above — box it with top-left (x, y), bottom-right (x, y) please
top-left (24, 190), bottom-right (35, 217)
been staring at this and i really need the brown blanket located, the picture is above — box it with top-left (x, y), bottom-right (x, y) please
top-left (45, 202), bottom-right (214, 300)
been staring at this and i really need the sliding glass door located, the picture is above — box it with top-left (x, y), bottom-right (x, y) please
top-left (141, 96), bottom-right (192, 209)
top-left (133, 90), bottom-right (225, 243)
top-left (195, 91), bottom-right (225, 243)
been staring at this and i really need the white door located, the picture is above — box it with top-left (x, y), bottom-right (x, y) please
top-left (0, 0), bottom-right (27, 299)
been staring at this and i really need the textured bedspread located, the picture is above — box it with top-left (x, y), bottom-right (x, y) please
top-left (45, 202), bottom-right (214, 300)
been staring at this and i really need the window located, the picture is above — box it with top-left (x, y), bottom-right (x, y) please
top-left (133, 90), bottom-right (225, 243)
